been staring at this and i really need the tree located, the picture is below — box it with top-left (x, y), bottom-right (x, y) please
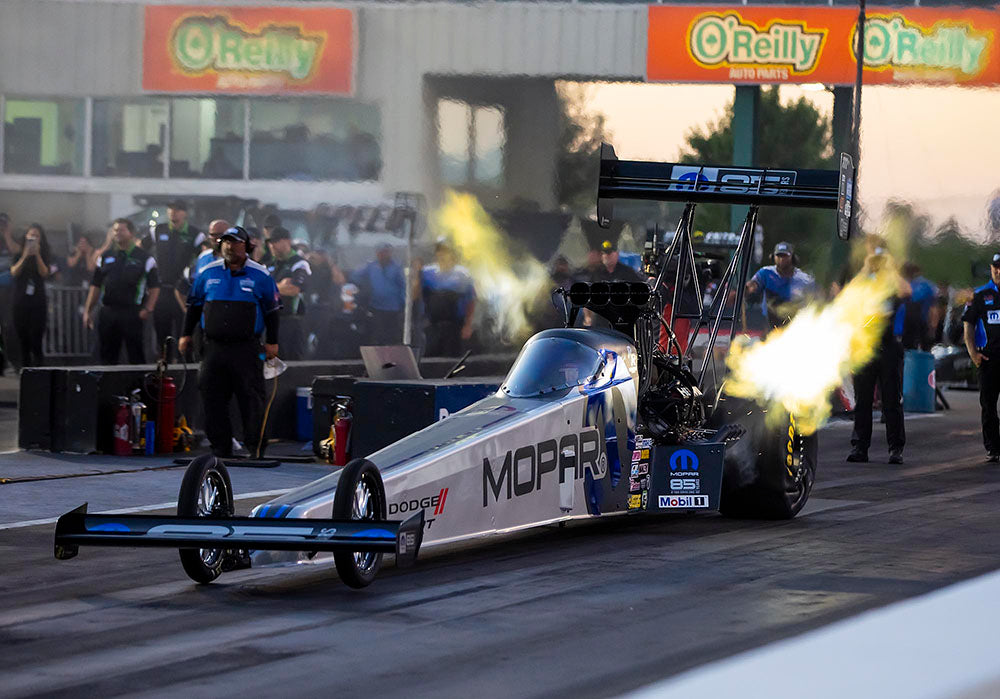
top-left (555, 85), bottom-right (610, 214)
top-left (679, 87), bottom-right (838, 281)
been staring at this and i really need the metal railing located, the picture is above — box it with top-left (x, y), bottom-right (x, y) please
top-left (43, 285), bottom-right (91, 358)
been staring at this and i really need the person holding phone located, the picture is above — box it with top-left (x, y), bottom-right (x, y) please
top-left (10, 223), bottom-right (53, 367)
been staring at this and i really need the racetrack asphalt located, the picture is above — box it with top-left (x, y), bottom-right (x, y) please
top-left (2, 388), bottom-right (998, 699)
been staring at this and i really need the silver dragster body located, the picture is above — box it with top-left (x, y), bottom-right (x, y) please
top-left (252, 328), bottom-right (642, 567)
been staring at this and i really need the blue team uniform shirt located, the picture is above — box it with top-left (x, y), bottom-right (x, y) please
top-left (421, 264), bottom-right (475, 322)
top-left (353, 259), bottom-right (406, 312)
top-left (750, 265), bottom-right (815, 315)
top-left (187, 258), bottom-right (280, 339)
top-left (191, 249), bottom-right (217, 284)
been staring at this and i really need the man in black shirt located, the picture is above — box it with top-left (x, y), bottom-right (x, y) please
top-left (591, 239), bottom-right (645, 283)
top-left (84, 218), bottom-right (160, 364)
top-left (962, 253), bottom-right (1000, 462)
top-left (147, 200), bottom-right (204, 358)
top-left (267, 226), bottom-right (311, 360)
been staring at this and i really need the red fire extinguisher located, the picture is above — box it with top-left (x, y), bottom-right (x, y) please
top-left (332, 398), bottom-right (352, 467)
top-left (146, 339), bottom-right (180, 455)
top-left (113, 396), bottom-right (132, 456)
top-left (155, 374), bottom-right (177, 454)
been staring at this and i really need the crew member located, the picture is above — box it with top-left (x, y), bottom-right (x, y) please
top-left (147, 200), bottom-right (204, 358)
top-left (179, 227), bottom-right (280, 458)
top-left (178, 219), bottom-right (230, 360)
top-left (746, 242), bottom-right (815, 329)
top-left (266, 226), bottom-right (311, 360)
top-left (592, 239), bottom-right (644, 283)
top-left (84, 218), bottom-right (160, 364)
top-left (421, 238), bottom-right (476, 356)
top-left (848, 247), bottom-right (910, 465)
top-left (962, 253), bottom-right (1000, 462)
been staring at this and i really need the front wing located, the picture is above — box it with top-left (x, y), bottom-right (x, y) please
top-left (53, 503), bottom-right (424, 568)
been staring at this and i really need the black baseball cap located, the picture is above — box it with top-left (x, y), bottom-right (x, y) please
top-left (600, 239), bottom-right (617, 253)
top-left (219, 226), bottom-right (250, 245)
top-left (266, 226), bottom-right (291, 243)
top-left (774, 242), bottom-right (793, 256)
top-left (166, 199), bottom-right (188, 211)
top-left (991, 253), bottom-right (1000, 267)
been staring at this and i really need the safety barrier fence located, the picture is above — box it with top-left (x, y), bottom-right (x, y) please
top-left (42, 285), bottom-right (91, 358)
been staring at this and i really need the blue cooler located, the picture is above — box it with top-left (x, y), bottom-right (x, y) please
top-left (903, 350), bottom-right (936, 413)
top-left (296, 387), bottom-right (313, 441)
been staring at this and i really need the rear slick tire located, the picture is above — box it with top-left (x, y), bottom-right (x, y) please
top-left (719, 406), bottom-right (818, 520)
top-left (177, 454), bottom-right (234, 584)
top-left (332, 459), bottom-right (387, 589)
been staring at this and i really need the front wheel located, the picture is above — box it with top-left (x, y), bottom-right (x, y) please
top-left (332, 459), bottom-right (387, 589)
top-left (177, 455), bottom-right (234, 584)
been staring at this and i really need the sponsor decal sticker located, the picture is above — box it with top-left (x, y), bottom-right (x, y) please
top-left (628, 494), bottom-right (643, 509)
top-left (669, 478), bottom-right (700, 492)
top-left (669, 448), bottom-right (700, 472)
top-left (658, 495), bottom-right (710, 509)
top-left (483, 428), bottom-right (607, 507)
top-left (389, 487), bottom-right (448, 529)
top-left (988, 310), bottom-right (1000, 325)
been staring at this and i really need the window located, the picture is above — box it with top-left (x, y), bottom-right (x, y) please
top-left (3, 98), bottom-right (85, 175)
top-left (248, 99), bottom-right (381, 181)
top-left (170, 98), bottom-right (245, 179)
top-left (437, 99), bottom-right (506, 188)
top-left (92, 98), bottom-right (169, 177)
top-left (502, 337), bottom-right (605, 398)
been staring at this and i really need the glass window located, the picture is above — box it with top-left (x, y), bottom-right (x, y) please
top-left (502, 337), bottom-right (605, 397)
top-left (3, 97), bottom-right (85, 175)
top-left (248, 99), bottom-right (381, 181)
top-left (437, 99), bottom-right (505, 188)
top-left (170, 98), bottom-right (245, 179)
top-left (92, 98), bottom-right (168, 177)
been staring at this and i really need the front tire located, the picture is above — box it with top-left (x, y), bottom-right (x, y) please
top-left (177, 455), bottom-right (234, 584)
top-left (332, 459), bottom-right (387, 589)
top-left (718, 401), bottom-right (818, 520)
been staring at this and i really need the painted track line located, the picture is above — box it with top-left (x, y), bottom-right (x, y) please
top-left (0, 488), bottom-right (292, 531)
top-left (626, 568), bottom-right (1000, 699)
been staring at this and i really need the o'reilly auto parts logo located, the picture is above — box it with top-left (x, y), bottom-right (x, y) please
top-left (856, 14), bottom-right (989, 78)
top-left (659, 495), bottom-right (709, 509)
top-left (171, 16), bottom-right (324, 81)
top-left (688, 13), bottom-right (827, 75)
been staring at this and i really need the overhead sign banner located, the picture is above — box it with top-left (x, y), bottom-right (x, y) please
top-left (143, 6), bottom-right (354, 94)
top-left (647, 5), bottom-right (1000, 87)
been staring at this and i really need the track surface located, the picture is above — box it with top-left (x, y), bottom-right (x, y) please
top-left (2, 390), bottom-right (998, 698)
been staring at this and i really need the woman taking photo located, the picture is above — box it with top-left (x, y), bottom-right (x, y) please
top-left (10, 223), bottom-right (52, 367)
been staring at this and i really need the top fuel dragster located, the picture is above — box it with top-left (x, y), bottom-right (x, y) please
top-left (54, 145), bottom-right (842, 588)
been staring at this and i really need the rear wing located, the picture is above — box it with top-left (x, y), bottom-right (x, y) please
top-left (597, 143), bottom-right (839, 228)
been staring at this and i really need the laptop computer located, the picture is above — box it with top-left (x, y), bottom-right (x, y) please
top-left (360, 345), bottom-right (423, 381)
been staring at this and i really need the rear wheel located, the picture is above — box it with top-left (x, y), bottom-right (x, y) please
top-left (177, 455), bottom-right (234, 584)
top-left (717, 400), bottom-right (818, 520)
top-left (332, 459), bottom-right (387, 589)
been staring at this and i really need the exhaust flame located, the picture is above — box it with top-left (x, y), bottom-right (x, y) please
top-left (724, 269), bottom-right (900, 435)
top-left (432, 191), bottom-right (551, 342)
